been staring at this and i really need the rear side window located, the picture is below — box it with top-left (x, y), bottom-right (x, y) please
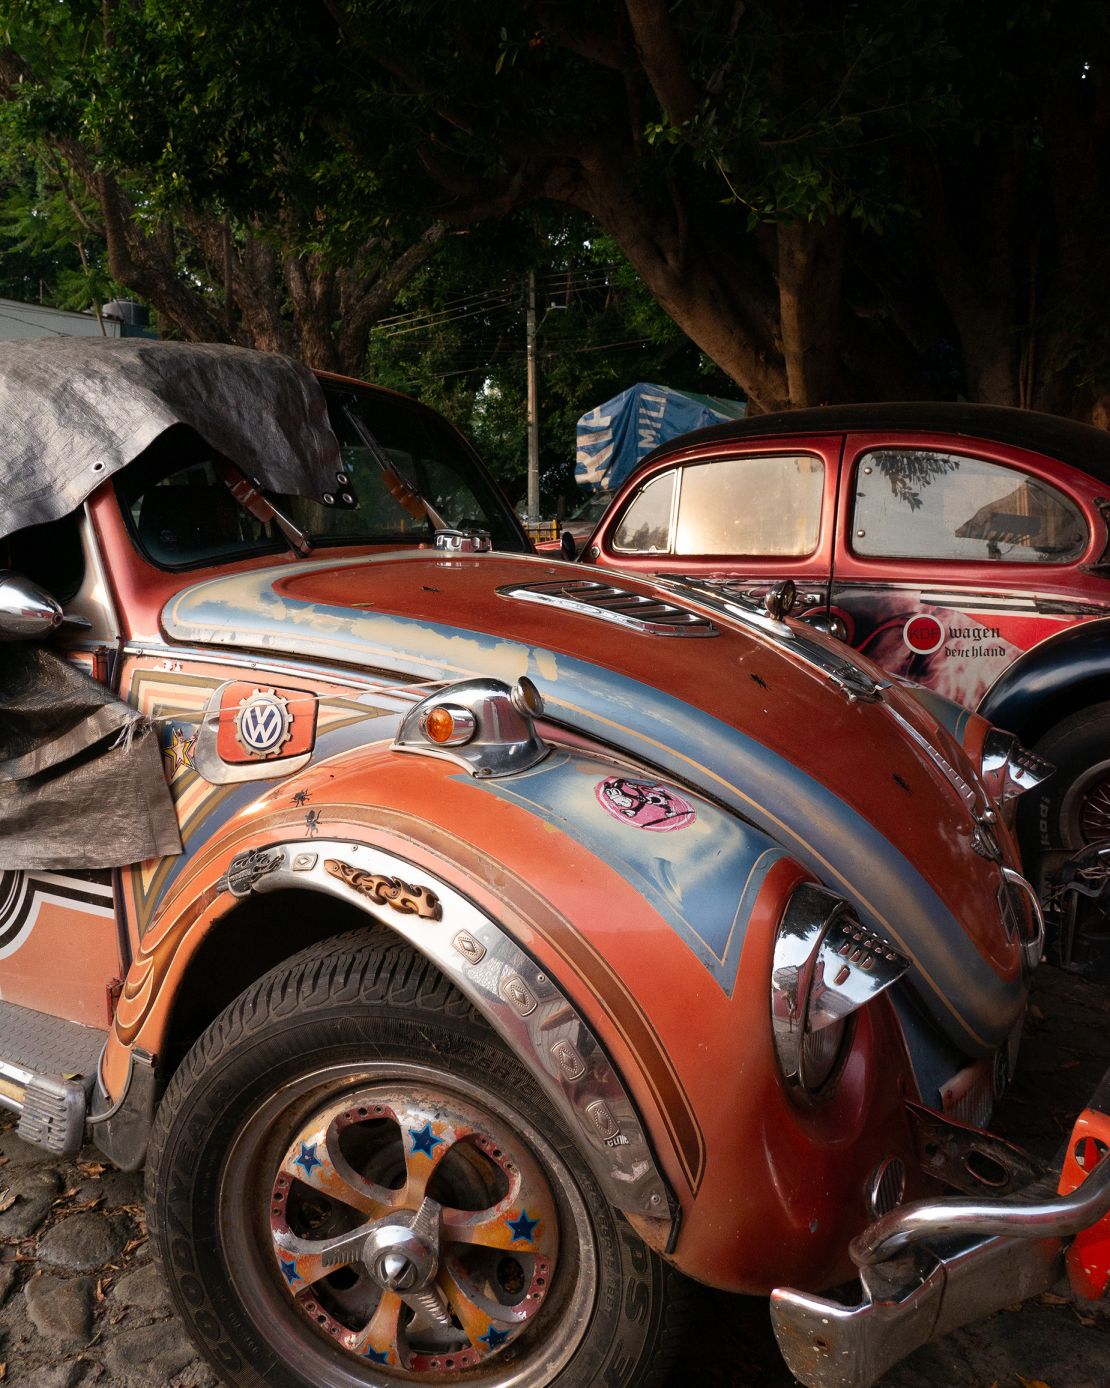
top-left (612, 472), bottom-right (676, 553)
top-left (612, 454), bottom-right (824, 558)
top-left (852, 449), bottom-right (1088, 563)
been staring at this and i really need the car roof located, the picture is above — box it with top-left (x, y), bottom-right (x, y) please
top-left (639, 401), bottom-right (1110, 486)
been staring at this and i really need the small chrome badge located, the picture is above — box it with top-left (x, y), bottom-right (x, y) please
top-left (235, 688), bottom-right (293, 758)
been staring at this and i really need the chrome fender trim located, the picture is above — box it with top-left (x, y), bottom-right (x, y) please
top-left (221, 839), bottom-right (676, 1236)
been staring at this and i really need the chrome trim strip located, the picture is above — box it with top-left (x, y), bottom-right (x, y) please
top-left (661, 576), bottom-right (887, 700)
top-left (120, 640), bottom-right (434, 703)
top-left (0, 1057), bottom-right (34, 1089)
top-left (232, 838), bottom-right (676, 1230)
top-left (498, 579), bottom-right (718, 637)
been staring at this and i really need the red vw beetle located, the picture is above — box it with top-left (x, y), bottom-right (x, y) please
top-left (579, 403), bottom-right (1110, 886)
top-left (2, 348), bottom-right (1110, 1388)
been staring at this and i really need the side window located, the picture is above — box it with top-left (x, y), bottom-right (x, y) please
top-left (852, 449), bottom-right (1088, 563)
top-left (674, 454), bottom-right (823, 557)
top-left (6, 514), bottom-right (86, 602)
top-left (612, 471), bottom-right (677, 553)
top-left (116, 427), bottom-right (282, 568)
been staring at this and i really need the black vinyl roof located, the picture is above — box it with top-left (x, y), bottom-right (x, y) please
top-left (642, 401), bottom-right (1110, 486)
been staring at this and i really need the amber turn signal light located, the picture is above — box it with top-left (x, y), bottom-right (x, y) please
top-left (421, 704), bottom-right (476, 746)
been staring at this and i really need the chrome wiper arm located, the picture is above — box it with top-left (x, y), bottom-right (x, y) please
top-left (217, 464), bottom-right (313, 558)
top-left (342, 403), bottom-right (448, 532)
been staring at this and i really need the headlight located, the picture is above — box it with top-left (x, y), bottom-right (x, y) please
top-left (770, 884), bottom-right (910, 1099)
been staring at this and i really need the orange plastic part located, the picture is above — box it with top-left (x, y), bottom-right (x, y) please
top-left (1057, 1108), bottom-right (1110, 1298)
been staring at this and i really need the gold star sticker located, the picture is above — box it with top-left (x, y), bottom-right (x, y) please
top-left (163, 726), bottom-right (195, 778)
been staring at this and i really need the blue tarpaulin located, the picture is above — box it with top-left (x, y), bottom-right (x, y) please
top-left (575, 382), bottom-right (746, 493)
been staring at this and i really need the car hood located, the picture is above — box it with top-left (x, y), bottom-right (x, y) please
top-left (163, 549), bottom-right (1024, 1055)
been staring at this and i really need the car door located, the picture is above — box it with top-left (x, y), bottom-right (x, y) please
top-left (587, 435), bottom-right (842, 621)
top-left (830, 432), bottom-right (1107, 709)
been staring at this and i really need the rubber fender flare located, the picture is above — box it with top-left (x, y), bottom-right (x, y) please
top-left (977, 618), bottom-right (1110, 743)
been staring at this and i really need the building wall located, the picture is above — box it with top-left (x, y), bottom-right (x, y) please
top-left (0, 299), bottom-right (121, 341)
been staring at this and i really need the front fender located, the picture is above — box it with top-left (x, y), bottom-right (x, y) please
top-left (978, 618), bottom-right (1110, 740)
top-left (102, 740), bottom-right (922, 1293)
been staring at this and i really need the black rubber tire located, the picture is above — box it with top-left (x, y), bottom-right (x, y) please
top-left (146, 928), bottom-right (688, 1388)
top-left (1020, 703), bottom-right (1110, 860)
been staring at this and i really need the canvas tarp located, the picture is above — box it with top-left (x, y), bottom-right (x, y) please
top-left (0, 337), bottom-right (343, 542)
top-left (575, 382), bottom-right (746, 493)
top-left (0, 645), bottom-right (181, 871)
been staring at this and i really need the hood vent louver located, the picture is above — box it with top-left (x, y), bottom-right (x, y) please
top-left (499, 579), bottom-right (718, 637)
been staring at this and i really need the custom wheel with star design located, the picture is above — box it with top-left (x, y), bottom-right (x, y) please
top-left (146, 929), bottom-right (688, 1387)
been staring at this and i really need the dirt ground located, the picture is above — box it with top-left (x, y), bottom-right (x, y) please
top-left (0, 962), bottom-right (1103, 1385)
top-left (678, 962), bottom-right (1110, 1388)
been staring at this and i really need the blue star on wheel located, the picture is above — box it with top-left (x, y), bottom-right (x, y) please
top-left (480, 1325), bottom-right (511, 1351)
top-left (364, 1346), bottom-right (391, 1364)
top-left (408, 1121), bottom-right (443, 1158)
top-left (505, 1209), bottom-right (540, 1243)
top-left (279, 1257), bottom-right (301, 1287)
top-left (293, 1141), bottom-right (322, 1177)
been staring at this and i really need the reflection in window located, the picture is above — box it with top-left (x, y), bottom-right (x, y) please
top-left (613, 472), bottom-right (677, 553)
top-left (853, 450), bottom-right (1088, 563)
top-left (675, 454), bottom-right (823, 557)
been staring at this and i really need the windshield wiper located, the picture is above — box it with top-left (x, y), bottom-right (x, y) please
top-left (217, 463), bottom-right (313, 558)
top-left (342, 403), bottom-right (448, 533)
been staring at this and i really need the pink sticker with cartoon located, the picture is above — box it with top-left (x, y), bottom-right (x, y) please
top-left (595, 776), bottom-right (697, 832)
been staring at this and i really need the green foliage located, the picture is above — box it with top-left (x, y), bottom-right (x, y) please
top-left (365, 218), bottom-right (733, 507)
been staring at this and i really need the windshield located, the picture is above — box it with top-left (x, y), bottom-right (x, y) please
top-left (117, 381), bottom-right (526, 569)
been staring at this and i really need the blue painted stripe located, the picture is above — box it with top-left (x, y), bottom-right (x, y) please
top-left (166, 572), bottom-right (1023, 1052)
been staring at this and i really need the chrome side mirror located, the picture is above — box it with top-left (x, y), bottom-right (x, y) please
top-left (0, 570), bottom-right (64, 641)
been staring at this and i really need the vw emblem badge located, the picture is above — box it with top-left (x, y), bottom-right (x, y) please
top-left (235, 688), bottom-right (294, 759)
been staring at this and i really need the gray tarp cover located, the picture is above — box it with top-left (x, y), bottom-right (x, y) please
top-left (0, 646), bottom-right (182, 870)
top-left (0, 337), bottom-right (342, 541)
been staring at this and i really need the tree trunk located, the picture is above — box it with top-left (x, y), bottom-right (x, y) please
top-left (777, 219), bottom-right (844, 407)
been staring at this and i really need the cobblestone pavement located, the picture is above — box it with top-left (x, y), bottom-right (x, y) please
top-left (0, 964), bottom-right (1103, 1386)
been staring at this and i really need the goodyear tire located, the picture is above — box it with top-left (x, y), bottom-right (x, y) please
top-left (1022, 703), bottom-right (1110, 856)
top-left (146, 929), bottom-right (687, 1387)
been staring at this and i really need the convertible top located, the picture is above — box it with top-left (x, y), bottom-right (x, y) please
top-left (0, 338), bottom-right (343, 541)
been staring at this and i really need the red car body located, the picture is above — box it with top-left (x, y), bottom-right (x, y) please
top-left (582, 403), bottom-right (1110, 886)
top-left (2, 351), bottom-right (1110, 1388)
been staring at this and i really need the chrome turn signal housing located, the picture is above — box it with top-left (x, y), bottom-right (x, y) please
top-left (980, 729), bottom-right (1054, 805)
top-left (771, 884), bottom-right (910, 1097)
top-left (394, 677), bottom-right (550, 779)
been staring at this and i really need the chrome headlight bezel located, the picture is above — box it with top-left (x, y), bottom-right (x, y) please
top-left (770, 884), bottom-right (911, 1099)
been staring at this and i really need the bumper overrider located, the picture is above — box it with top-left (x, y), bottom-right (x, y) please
top-left (771, 1071), bottom-right (1110, 1387)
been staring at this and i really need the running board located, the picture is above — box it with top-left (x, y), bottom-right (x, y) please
top-left (0, 1001), bottom-right (107, 1157)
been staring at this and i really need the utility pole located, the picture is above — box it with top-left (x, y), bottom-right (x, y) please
top-left (526, 270), bottom-right (540, 521)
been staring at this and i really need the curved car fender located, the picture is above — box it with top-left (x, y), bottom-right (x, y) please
top-left (978, 617), bottom-right (1110, 740)
top-left (102, 740), bottom-right (922, 1292)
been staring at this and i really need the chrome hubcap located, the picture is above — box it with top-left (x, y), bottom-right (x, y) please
top-left (268, 1086), bottom-right (559, 1373)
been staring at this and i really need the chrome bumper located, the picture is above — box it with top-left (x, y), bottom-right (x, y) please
top-left (770, 1130), bottom-right (1110, 1388)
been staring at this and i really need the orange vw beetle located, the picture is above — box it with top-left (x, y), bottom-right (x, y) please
top-left (0, 339), bottom-right (1108, 1388)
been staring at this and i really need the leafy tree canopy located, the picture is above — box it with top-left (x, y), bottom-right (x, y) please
top-left (1, 0), bottom-right (1107, 420)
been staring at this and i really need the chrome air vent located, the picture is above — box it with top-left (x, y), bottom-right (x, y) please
top-left (499, 579), bottom-right (718, 637)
